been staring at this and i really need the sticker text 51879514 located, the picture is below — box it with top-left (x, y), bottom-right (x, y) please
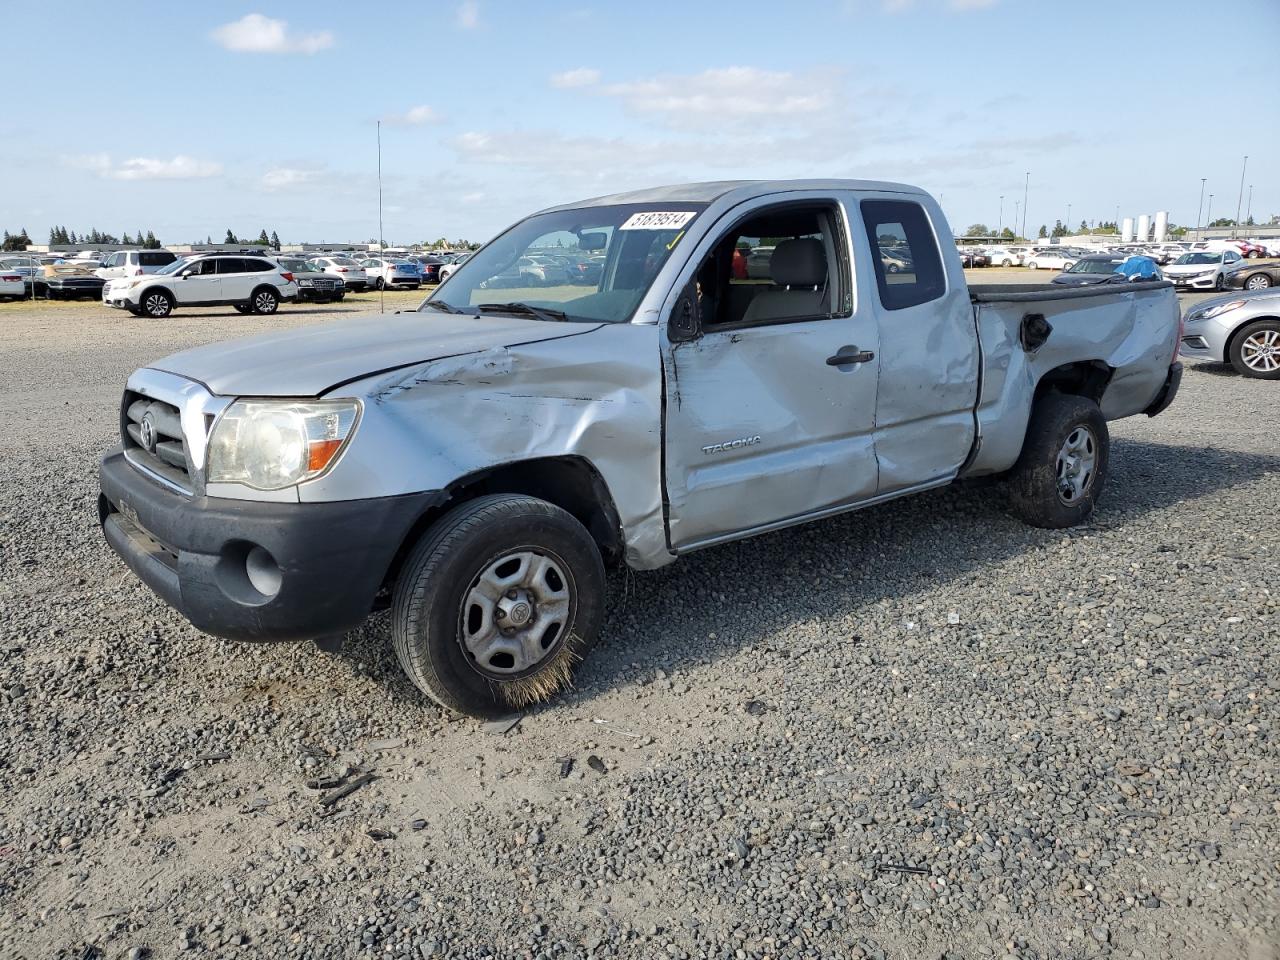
top-left (619, 211), bottom-right (697, 231)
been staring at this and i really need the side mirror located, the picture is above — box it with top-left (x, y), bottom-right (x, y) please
top-left (668, 279), bottom-right (699, 343)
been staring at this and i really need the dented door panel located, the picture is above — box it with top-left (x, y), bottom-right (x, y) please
top-left (851, 192), bottom-right (981, 493)
top-left (662, 318), bottom-right (880, 550)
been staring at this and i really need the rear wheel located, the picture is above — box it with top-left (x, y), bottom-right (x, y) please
top-left (1028, 261), bottom-right (1039, 270)
top-left (251, 287), bottom-right (279, 314)
top-left (1229, 320), bottom-right (1280, 379)
top-left (392, 495), bottom-right (605, 717)
top-left (1008, 394), bottom-right (1109, 529)
top-left (141, 290), bottom-right (173, 318)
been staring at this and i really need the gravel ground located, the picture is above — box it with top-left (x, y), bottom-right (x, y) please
top-left (1, 277), bottom-right (1277, 960)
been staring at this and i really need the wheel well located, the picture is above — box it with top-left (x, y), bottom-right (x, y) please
top-left (141, 285), bottom-right (174, 302)
top-left (1034, 360), bottom-right (1113, 405)
top-left (1224, 316), bottom-right (1280, 362)
top-left (379, 456), bottom-right (625, 598)
top-left (252, 284), bottom-right (278, 298)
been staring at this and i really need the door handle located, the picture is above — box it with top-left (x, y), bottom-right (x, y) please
top-left (826, 348), bottom-right (874, 366)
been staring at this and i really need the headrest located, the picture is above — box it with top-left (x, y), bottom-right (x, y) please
top-left (770, 238), bottom-right (826, 287)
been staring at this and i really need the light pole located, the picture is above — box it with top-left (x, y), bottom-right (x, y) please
top-left (1206, 194), bottom-right (1214, 233)
top-left (1021, 171), bottom-right (1029, 239)
top-left (1233, 155), bottom-right (1248, 238)
top-left (1246, 184), bottom-right (1253, 228)
top-left (1066, 203), bottom-right (1072, 235)
top-left (1013, 200), bottom-right (1021, 239)
top-left (998, 195), bottom-right (1004, 235)
top-left (1114, 205), bottom-right (1120, 235)
top-left (1195, 178), bottom-right (1206, 241)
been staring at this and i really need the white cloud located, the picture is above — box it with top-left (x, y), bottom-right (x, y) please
top-left (550, 67), bottom-right (600, 89)
top-left (383, 104), bottom-right (441, 125)
top-left (66, 154), bottom-right (222, 180)
top-left (261, 168), bottom-right (322, 190)
top-left (211, 14), bottom-right (334, 54)
top-left (456, 0), bottom-right (479, 29)
top-left (598, 67), bottom-right (837, 128)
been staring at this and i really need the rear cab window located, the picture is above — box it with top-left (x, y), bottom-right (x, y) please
top-left (860, 199), bottom-right (946, 310)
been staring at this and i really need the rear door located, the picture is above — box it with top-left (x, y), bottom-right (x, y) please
top-left (99, 252), bottom-right (126, 279)
top-left (661, 194), bottom-right (881, 550)
top-left (856, 196), bottom-right (980, 493)
top-left (216, 257), bottom-right (253, 302)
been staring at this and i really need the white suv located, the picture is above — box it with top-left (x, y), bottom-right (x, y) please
top-left (96, 249), bottom-right (179, 279)
top-left (103, 254), bottom-right (298, 318)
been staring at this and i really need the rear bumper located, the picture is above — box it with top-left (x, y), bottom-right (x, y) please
top-left (1144, 362), bottom-right (1182, 418)
top-left (98, 446), bottom-right (443, 642)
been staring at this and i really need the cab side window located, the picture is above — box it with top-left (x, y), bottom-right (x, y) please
top-left (694, 204), bottom-right (846, 330)
top-left (861, 200), bottom-right (945, 311)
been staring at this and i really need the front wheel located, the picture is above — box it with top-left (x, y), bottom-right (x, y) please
top-left (1214, 273), bottom-right (1225, 291)
top-left (1007, 394), bottom-right (1109, 529)
top-left (1244, 273), bottom-right (1272, 291)
top-left (374, 277), bottom-right (385, 290)
top-left (1229, 319), bottom-right (1280, 379)
top-left (1027, 261), bottom-right (1039, 270)
top-left (392, 494), bottom-right (606, 717)
top-left (140, 290), bottom-right (173, 318)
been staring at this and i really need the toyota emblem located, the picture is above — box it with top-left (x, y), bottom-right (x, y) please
top-left (138, 413), bottom-right (156, 452)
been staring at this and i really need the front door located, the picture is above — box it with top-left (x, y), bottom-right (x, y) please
top-left (662, 198), bottom-right (881, 550)
top-left (175, 258), bottom-right (220, 304)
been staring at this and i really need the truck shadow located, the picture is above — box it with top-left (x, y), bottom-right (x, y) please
top-left (346, 437), bottom-right (1280, 712)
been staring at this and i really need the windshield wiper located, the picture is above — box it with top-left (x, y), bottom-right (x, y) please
top-left (420, 299), bottom-right (466, 314)
top-left (477, 301), bottom-right (572, 323)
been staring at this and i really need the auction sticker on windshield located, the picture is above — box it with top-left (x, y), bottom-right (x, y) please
top-left (619, 212), bottom-right (697, 231)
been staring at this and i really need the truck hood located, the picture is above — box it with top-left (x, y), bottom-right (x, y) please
top-left (150, 310), bottom-right (603, 397)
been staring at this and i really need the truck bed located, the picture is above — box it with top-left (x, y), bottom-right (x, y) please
top-left (961, 280), bottom-right (1181, 477)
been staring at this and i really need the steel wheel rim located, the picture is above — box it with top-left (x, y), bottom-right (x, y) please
top-left (145, 294), bottom-right (168, 316)
top-left (1056, 425), bottom-right (1097, 504)
top-left (458, 548), bottom-right (574, 679)
top-left (255, 291), bottom-right (276, 312)
top-left (1241, 330), bottom-right (1280, 372)
top-left (1245, 275), bottom-right (1269, 290)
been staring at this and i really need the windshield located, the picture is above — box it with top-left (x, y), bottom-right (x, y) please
top-left (1068, 259), bottom-right (1124, 274)
top-left (155, 257), bottom-right (194, 276)
top-left (425, 202), bottom-right (707, 323)
top-left (1175, 253), bottom-right (1218, 265)
top-left (280, 260), bottom-right (319, 272)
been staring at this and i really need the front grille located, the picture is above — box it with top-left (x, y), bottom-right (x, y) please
top-left (121, 391), bottom-right (192, 492)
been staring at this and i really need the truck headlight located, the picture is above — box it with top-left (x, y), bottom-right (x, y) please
top-left (207, 400), bottom-right (360, 490)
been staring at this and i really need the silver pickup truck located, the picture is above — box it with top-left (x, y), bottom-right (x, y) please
top-left (98, 179), bottom-right (1183, 716)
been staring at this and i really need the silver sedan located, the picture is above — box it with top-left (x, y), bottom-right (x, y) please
top-left (1179, 289), bottom-right (1280, 379)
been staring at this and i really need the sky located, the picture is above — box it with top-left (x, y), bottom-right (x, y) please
top-left (1, 0), bottom-right (1276, 246)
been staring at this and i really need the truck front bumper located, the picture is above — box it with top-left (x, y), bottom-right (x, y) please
top-left (98, 446), bottom-right (442, 642)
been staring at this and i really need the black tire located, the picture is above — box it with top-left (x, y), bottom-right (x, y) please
top-left (1243, 273), bottom-right (1272, 291)
top-left (1007, 393), bottom-right (1109, 529)
top-left (1228, 319), bottom-right (1280, 379)
top-left (126, 305), bottom-right (142, 317)
top-left (1214, 273), bottom-right (1225, 291)
top-left (140, 289), bottom-right (173, 318)
top-left (251, 287), bottom-right (279, 315)
top-left (392, 494), bottom-right (606, 717)
top-left (374, 277), bottom-right (385, 290)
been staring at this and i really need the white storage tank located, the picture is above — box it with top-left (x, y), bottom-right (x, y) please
top-left (1121, 217), bottom-right (1135, 243)
top-left (1137, 214), bottom-right (1151, 243)
top-left (1154, 211), bottom-right (1169, 243)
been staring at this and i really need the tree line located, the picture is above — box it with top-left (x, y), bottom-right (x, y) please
top-left (47, 226), bottom-right (163, 248)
